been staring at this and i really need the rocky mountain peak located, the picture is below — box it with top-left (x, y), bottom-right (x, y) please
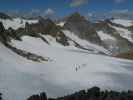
top-left (66, 12), bottom-right (88, 23)
top-left (64, 12), bottom-right (102, 44)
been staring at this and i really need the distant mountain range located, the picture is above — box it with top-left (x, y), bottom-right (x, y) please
top-left (0, 12), bottom-right (133, 60)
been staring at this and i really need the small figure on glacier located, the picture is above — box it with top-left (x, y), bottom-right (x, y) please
top-left (75, 64), bottom-right (81, 71)
top-left (75, 67), bottom-right (78, 71)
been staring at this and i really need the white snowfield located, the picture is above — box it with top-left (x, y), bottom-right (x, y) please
top-left (56, 22), bottom-right (65, 27)
top-left (111, 19), bottom-right (133, 27)
top-left (0, 18), bottom-right (38, 30)
top-left (1, 35), bottom-right (133, 100)
top-left (97, 31), bottom-right (116, 41)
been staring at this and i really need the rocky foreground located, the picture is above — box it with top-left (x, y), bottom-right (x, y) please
top-left (1, 87), bottom-right (133, 100)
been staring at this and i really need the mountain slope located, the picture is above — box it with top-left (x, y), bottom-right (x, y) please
top-left (2, 12), bottom-right (133, 55)
top-left (1, 37), bottom-right (133, 100)
top-left (1, 12), bottom-right (133, 100)
top-left (94, 19), bottom-right (133, 54)
top-left (63, 12), bottom-right (102, 45)
top-left (0, 14), bottom-right (110, 55)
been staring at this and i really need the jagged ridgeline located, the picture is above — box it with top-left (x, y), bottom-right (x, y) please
top-left (25, 17), bottom-right (69, 46)
top-left (1, 12), bottom-right (133, 60)
top-left (0, 12), bottom-right (70, 62)
top-left (62, 12), bottom-right (133, 56)
top-left (63, 12), bottom-right (102, 45)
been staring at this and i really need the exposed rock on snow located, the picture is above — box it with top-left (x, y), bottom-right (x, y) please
top-left (6, 43), bottom-right (49, 62)
top-left (25, 18), bottom-right (69, 46)
top-left (94, 19), bottom-right (133, 54)
top-left (63, 30), bottom-right (111, 55)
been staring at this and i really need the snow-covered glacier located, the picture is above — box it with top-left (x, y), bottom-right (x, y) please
top-left (1, 35), bottom-right (133, 100)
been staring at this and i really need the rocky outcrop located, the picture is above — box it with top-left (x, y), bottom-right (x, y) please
top-left (7, 27), bottom-right (22, 40)
top-left (27, 92), bottom-right (47, 100)
top-left (25, 17), bottom-right (59, 35)
top-left (0, 22), bottom-right (23, 43)
top-left (57, 87), bottom-right (133, 100)
top-left (116, 50), bottom-right (133, 60)
top-left (8, 27), bottom-right (49, 43)
top-left (25, 17), bottom-right (69, 46)
top-left (0, 22), bottom-right (11, 44)
top-left (127, 25), bottom-right (133, 33)
top-left (27, 87), bottom-right (133, 100)
top-left (0, 93), bottom-right (2, 100)
top-left (0, 22), bottom-right (5, 33)
top-left (0, 22), bottom-right (49, 62)
top-left (64, 12), bottom-right (102, 45)
top-left (6, 43), bottom-right (49, 62)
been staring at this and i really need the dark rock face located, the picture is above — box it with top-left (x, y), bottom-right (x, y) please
top-left (55, 32), bottom-right (69, 46)
top-left (64, 12), bottom-right (102, 44)
top-left (25, 17), bottom-right (59, 36)
top-left (0, 22), bottom-right (5, 33)
top-left (27, 92), bottom-right (47, 100)
top-left (7, 27), bottom-right (22, 40)
top-left (25, 17), bottom-right (69, 46)
top-left (27, 87), bottom-right (133, 100)
top-left (0, 23), bottom-right (23, 43)
top-left (27, 95), bottom-right (40, 100)
top-left (116, 50), bottom-right (133, 60)
top-left (0, 22), bottom-right (11, 43)
top-left (127, 25), bottom-right (133, 33)
top-left (0, 93), bottom-right (2, 100)
top-left (0, 12), bottom-right (12, 20)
